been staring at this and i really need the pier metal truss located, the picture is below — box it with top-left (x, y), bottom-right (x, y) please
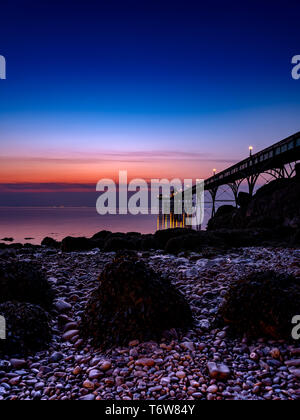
top-left (191, 131), bottom-right (300, 217)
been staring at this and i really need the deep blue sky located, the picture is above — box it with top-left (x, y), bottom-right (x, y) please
top-left (0, 0), bottom-right (299, 205)
top-left (1, 1), bottom-right (300, 114)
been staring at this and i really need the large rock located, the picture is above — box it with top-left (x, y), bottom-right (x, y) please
top-left (41, 237), bottom-right (60, 248)
top-left (0, 302), bottom-right (51, 355)
top-left (247, 177), bottom-right (300, 229)
top-left (62, 232), bottom-right (147, 252)
top-left (91, 230), bottom-right (112, 240)
top-left (61, 236), bottom-right (95, 252)
top-left (165, 231), bottom-right (219, 253)
top-left (237, 192), bottom-right (251, 208)
top-left (103, 233), bottom-right (141, 252)
top-left (207, 205), bottom-right (241, 231)
top-left (154, 228), bottom-right (195, 249)
top-left (218, 270), bottom-right (300, 339)
top-left (0, 261), bottom-right (54, 310)
top-left (208, 175), bottom-right (300, 233)
top-left (80, 256), bottom-right (193, 348)
top-left (211, 228), bottom-right (270, 247)
top-left (140, 234), bottom-right (157, 250)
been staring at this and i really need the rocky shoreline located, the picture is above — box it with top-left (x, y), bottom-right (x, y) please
top-left (0, 245), bottom-right (299, 400)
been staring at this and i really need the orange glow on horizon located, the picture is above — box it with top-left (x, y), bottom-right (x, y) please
top-left (0, 156), bottom-right (221, 185)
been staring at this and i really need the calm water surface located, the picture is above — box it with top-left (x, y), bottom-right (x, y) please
top-left (0, 207), bottom-right (158, 245)
top-left (0, 206), bottom-right (216, 245)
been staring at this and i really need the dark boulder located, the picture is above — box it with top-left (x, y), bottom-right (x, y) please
top-left (0, 261), bottom-right (54, 310)
top-left (41, 237), bottom-right (60, 248)
top-left (91, 230), bottom-right (112, 240)
top-left (61, 236), bottom-right (95, 252)
top-left (80, 256), bottom-right (193, 348)
top-left (90, 239), bottom-right (105, 249)
top-left (211, 227), bottom-right (293, 248)
top-left (207, 206), bottom-right (242, 231)
top-left (218, 271), bottom-right (300, 339)
top-left (103, 232), bottom-right (143, 251)
top-left (165, 231), bottom-right (220, 253)
top-left (214, 205), bottom-right (236, 217)
top-left (140, 234), bottom-right (157, 250)
top-left (0, 243), bottom-right (23, 250)
top-left (154, 228), bottom-right (196, 249)
top-left (103, 236), bottom-right (137, 251)
top-left (212, 228), bottom-right (264, 247)
top-left (126, 232), bottom-right (142, 237)
top-left (237, 192), bottom-right (251, 208)
top-left (0, 301), bottom-right (51, 355)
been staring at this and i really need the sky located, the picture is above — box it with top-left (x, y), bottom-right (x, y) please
top-left (0, 0), bottom-right (299, 205)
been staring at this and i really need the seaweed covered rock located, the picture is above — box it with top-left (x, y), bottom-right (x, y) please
top-left (0, 302), bottom-right (51, 355)
top-left (81, 256), bottom-right (193, 348)
top-left (0, 261), bottom-right (54, 310)
top-left (218, 271), bottom-right (300, 339)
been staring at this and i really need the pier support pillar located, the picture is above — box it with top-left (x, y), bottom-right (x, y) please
top-left (228, 179), bottom-right (243, 207)
top-left (246, 173), bottom-right (259, 196)
top-left (208, 187), bottom-right (218, 218)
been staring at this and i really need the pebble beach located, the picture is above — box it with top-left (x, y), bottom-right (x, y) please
top-left (0, 246), bottom-right (299, 400)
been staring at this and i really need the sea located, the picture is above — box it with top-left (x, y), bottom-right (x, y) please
top-left (0, 204), bottom-right (219, 245)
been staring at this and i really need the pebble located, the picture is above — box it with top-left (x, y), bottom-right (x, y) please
top-left (89, 369), bottom-right (102, 380)
top-left (135, 358), bottom-right (155, 367)
top-left (49, 352), bottom-right (64, 363)
top-left (55, 300), bottom-right (72, 312)
top-left (176, 371), bottom-right (186, 379)
top-left (180, 341), bottom-right (195, 352)
top-left (9, 359), bottom-right (27, 369)
top-left (99, 361), bottom-right (112, 371)
top-left (83, 380), bottom-right (95, 390)
top-left (207, 385), bottom-right (218, 394)
top-left (207, 362), bottom-right (230, 380)
top-left (62, 330), bottom-right (79, 341)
